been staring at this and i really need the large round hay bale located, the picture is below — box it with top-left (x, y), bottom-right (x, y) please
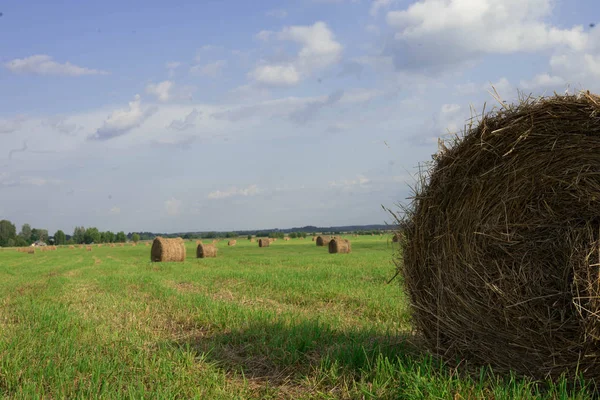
top-left (151, 237), bottom-right (186, 262)
top-left (316, 235), bottom-right (335, 246)
top-left (227, 240), bottom-right (237, 246)
top-left (329, 238), bottom-right (351, 254)
top-left (196, 243), bottom-right (217, 258)
top-left (258, 238), bottom-right (270, 247)
top-left (401, 91), bottom-right (600, 381)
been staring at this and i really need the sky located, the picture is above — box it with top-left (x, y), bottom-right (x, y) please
top-left (1, 0), bottom-right (599, 235)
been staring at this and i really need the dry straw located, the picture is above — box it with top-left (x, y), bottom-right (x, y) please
top-left (329, 238), bottom-right (351, 254)
top-left (196, 243), bottom-right (218, 258)
top-left (228, 240), bottom-right (237, 246)
top-left (398, 90), bottom-right (600, 382)
top-left (316, 235), bottom-right (335, 246)
top-left (151, 237), bottom-right (186, 262)
top-left (258, 238), bottom-right (270, 248)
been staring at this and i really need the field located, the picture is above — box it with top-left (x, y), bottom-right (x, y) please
top-left (0, 237), bottom-right (594, 399)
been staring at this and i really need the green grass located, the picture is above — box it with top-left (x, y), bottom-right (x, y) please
top-left (0, 237), bottom-right (595, 399)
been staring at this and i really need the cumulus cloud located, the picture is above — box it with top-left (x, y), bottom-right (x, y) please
top-left (385, 0), bottom-right (587, 72)
top-left (5, 55), bottom-right (108, 76)
top-left (165, 197), bottom-right (182, 216)
top-left (44, 116), bottom-right (81, 135)
top-left (91, 95), bottom-right (157, 140)
top-left (370, 0), bottom-right (395, 16)
top-left (168, 109), bottom-right (200, 131)
top-left (249, 21), bottom-right (343, 86)
top-left (190, 60), bottom-right (227, 77)
top-left (0, 173), bottom-right (62, 187)
top-left (207, 185), bottom-right (261, 199)
top-left (0, 115), bottom-right (26, 134)
top-left (146, 81), bottom-right (173, 102)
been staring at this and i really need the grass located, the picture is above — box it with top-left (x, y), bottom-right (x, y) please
top-left (0, 237), bottom-right (596, 399)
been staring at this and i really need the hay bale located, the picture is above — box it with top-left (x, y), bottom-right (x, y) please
top-left (196, 240), bottom-right (203, 245)
top-left (196, 243), bottom-right (218, 258)
top-left (329, 238), bottom-right (351, 254)
top-left (145, 242), bottom-right (150, 246)
top-left (110, 244), bottom-right (115, 248)
top-left (284, 237), bottom-right (290, 241)
top-left (26, 248), bottom-right (35, 254)
top-left (150, 237), bottom-right (186, 262)
top-left (250, 238), bottom-right (255, 243)
top-left (312, 236), bottom-right (316, 241)
top-left (316, 235), bottom-right (335, 246)
top-left (69, 245), bottom-right (75, 249)
top-left (212, 239), bottom-right (218, 244)
top-left (258, 238), bottom-right (270, 248)
top-left (227, 240), bottom-right (237, 246)
top-left (86, 246), bottom-right (92, 252)
top-left (400, 91), bottom-right (600, 382)
top-left (131, 243), bottom-right (137, 247)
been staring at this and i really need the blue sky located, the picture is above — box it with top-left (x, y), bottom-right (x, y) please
top-left (1, 0), bottom-right (599, 234)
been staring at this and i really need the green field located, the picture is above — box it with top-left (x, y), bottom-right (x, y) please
top-left (0, 237), bottom-right (594, 399)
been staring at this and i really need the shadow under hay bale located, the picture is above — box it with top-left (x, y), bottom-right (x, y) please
top-left (400, 90), bottom-right (600, 382)
top-left (196, 243), bottom-right (217, 258)
top-left (151, 237), bottom-right (186, 262)
top-left (258, 238), bottom-right (270, 248)
top-left (329, 238), bottom-right (351, 254)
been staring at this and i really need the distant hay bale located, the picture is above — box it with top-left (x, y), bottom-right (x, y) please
top-left (316, 235), bottom-right (335, 246)
top-left (110, 244), bottom-right (115, 248)
top-left (78, 245), bottom-right (84, 249)
top-left (329, 238), bottom-right (351, 254)
top-left (196, 243), bottom-right (218, 258)
top-left (145, 242), bottom-right (150, 246)
top-left (212, 239), bottom-right (218, 244)
top-left (26, 248), bottom-right (35, 254)
top-left (258, 238), bottom-right (270, 248)
top-left (400, 91), bottom-right (600, 382)
top-left (69, 245), bottom-right (75, 249)
top-left (227, 240), bottom-right (237, 246)
top-left (284, 237), bottom-right (290, 241)
top-left (119, 243), bottom-right (124, 247)
top-left (86, 246), bottom-right (92, 252)
top-left (312, 236), bottom-right (316, 241)
top-left (196, 240), bottom-right (203, 245)
top-left (131, 243), bottom-right (137, 247)
top-left (151, 237), bottom-right (186, 262)
top-left (250, 238), bottom-right (255, 243)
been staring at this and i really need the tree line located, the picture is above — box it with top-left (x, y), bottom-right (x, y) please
top-left (0, 220), bottom-right (141, 247)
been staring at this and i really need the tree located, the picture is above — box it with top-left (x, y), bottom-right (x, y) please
top-left (116, 231), bottom-right (126, 243)
top-left (131, 233), bottom-right (140, 243)
top-left (247, 234), bottom-right (252, 240)
top-left (31, 228), bottom-right (48, 243)
top-left (14, 237), bottom-right (27, 247)
top-left (54, 230), bottom-right (66, 245)
top-left (103, 231), bottom-right (115, 243)
top-left (289, 232), bottom-right (298, 239)
top-left (73, 226), bottom-right (85, 244)
top-left (225, 232), bottom-right (237, 238)
top-left (0, 220), bottom-right (17, 247)
top-left (19, 223), bottom-right (32, 243)
top-left (84, 227), bottom-right (101, 244)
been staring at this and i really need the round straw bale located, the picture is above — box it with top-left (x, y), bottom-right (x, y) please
top-left (151, 237), bottom-right (186, 262)
top-left (196, 243), bottom-right (218, 258)
top-left (316, 235), bottom-right (335, 246)
top-left (86, 246), bottom-right (92, 252)
top-left (258, 238), bottom-right (270, 247)
top-left (401, 91), bottom-right (600, 382)
top-left (328, 238), bottom-right (351, 254)
top-left (250, 238), bottom-right (255, 243)
top-left (284, 237), bottom-right (290, 241)
top-left (312, 236), bottom-right (316, 241)
top-left (227, 240), bottom-right (237, 246)
top-left (69, 245), bottom-right (75, 249)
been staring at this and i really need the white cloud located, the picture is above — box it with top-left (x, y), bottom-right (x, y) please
top-left (146, 80), bottom-right (173, 102)
top-left (5, 55), bottom-right (108, 76)
top-left (165, 197), bottom-right (182, 216)
top-left (168, 109), bottom-right (200, 131)
top-left (249, 64), bottom-right (300, 86)
top-left (520, 73), bottom-right (566, 89)
top-left (44, 116), bottom-right (81, 135)
top-left (266, 9), bottom-right (287, 18)
top-left (0, 115), bottom-right (26, 134)
top-left (207, 185), bottom-right (261, 199)
top-left (166, 61), bottom-right (181, 77)
top-left (370, 0), bottom-right (395, 16)
top-left (109, 207), bottom-right (121, 215)
top-left (385, 0), bottom-right (587, 71)
top-left (190, 60), bottom-right (227, 77)
top-left (92, 94), bottom-right (157, 140)
top-left (250, 21), bottom-right (342, 86)
top-left (0, 173), bottom-right (62, 187)
top-left (256, 30), bottom-right (275, 41)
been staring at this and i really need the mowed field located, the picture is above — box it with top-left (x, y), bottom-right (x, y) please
top-left (0, 237), bottom-right (593, 399)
